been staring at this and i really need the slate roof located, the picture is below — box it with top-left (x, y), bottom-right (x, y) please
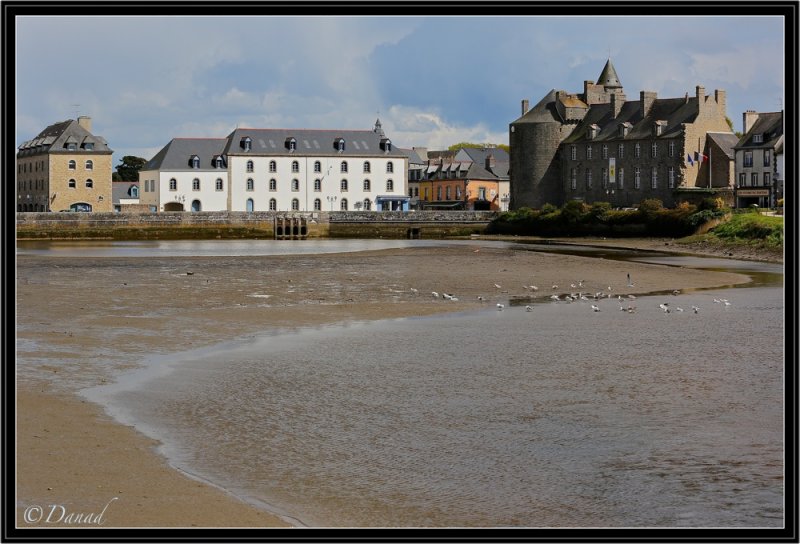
top-left (223, 127), bottom-right (406, 158)
top-left (17, 119), bottom-right (113, 156)
top-left (707, 132), bottom-right (740, 160)
top-left (735, 112), bottom-right (783, 149)
top-left (112, 181), bottom-right (139, 203)
top-left (596, 59), bottom-right (623, 88)
top-left (398, 147), bottom-right (426, 165)
top-left (143, 138), bottom-right (229, 171)
top-left (511, 89), bottom-right (563, 124)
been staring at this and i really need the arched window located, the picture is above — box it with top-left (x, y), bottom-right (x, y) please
top-left (191, 199), bottom-right (202, 212)
top-left (386, 179), bottom-right (394, 192)
top-left (269, 160), bottom-right (277, 173)
top-left (363, 179), bottom-right (371, 191)
top-left (363, 198), bottom-right (371, 210)
top-left (215, 156), bottom-right (224, 168)
top-left (170, 178), bottom-right (177, 191)
top-left (247, 160), bottom-right (254, 172)
top-left (191, 156), bottom-right (200, 169)
top-left (216, 178), bottom-right (224, 191)
top-left (269, 178), bottom-right (277, 191)
top-left (85, 160), bottom-right (93, 170)
top-left (314, 179), bottom-right (322, 192)
top-left (363, 161), bottom-right (371, 173)
top-left (292, 160), bottom-right (299, 173)
top-left (246, 198), bottom-right (254, 212)
top-left (386, 161), bottom-right (394, 173)
top-left (131, 185), bottom-right (139, 198)
top-left (68, 179), bottom-right (76, 188)
top-left (340, 178), bottom-right (348, 191)
top-left (336, 138), bottom-right (345, 152)
top-left (291, 179), bottom-right (299, 192)
top-left (340, 161), bottom-right (348, 173)
top-left (192, 178), bottom-right (200, 191)
top-left (314, 198), bottom-right (322, 211)
top-left (340, 198), bottom-right (348, 211)
top-left (247, 178), bottom-right (254, 191)
top-left (291, 198), bottom-right (300, 211)
top-left (314, 161), bottom-right (322, 173)
top-left (86, 179), bottom-right (93, 188)
top-left (68, 160), bottom-right (76, 170)
top-left (269, 198), bottom-right (277, 211)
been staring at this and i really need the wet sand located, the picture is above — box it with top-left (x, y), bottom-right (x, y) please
top-left (14, 242), bottom-right (755, 528)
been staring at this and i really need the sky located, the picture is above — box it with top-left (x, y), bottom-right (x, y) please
top-left (14, 13), bottom-right (787, 168)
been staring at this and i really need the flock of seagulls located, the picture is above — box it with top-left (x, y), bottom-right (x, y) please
top-left (410, 272), bottom-right (733, 316)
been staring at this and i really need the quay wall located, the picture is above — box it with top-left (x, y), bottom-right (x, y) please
top-left (15, 211), bottom-right (498, 240)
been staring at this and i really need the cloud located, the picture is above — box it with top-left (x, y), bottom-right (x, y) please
top-left (385, 105), bottom-right (507, 150)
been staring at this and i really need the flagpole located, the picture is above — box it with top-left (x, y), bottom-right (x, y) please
top-left (708, 145), bottom-right (712, 188)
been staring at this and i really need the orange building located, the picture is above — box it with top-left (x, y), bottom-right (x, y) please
top-left (418, 147), bottom-right (510, 211)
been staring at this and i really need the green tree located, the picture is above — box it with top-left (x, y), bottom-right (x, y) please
top-left (447, 142), bottom-right (510, 153)
top-left (113, 155), bottom-right (147, 182)
top-left (725, 116), bottom-right (743, 139)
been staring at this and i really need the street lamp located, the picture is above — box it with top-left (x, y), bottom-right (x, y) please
top-left (327, 195), bottom-right (337, 211)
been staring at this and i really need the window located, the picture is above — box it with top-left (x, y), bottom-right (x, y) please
top-left (586, 145), bottom-right (593, 160)
top-left (291, 179), bottom-right (299, 192)
top-left (363, 179), bottom-right (371, 191)
top-left (86, 179), bottom-right (93, 188)
top-left (763, 150), bottom-right (771, 167)
top-left (314, 161), bottom-right (322, 173)
top-left (739, 173), bottom-right (746, 187)
top-left (287, 138), bottom-right (297, 152)
top-left (85, 160), bottom-right (93, 170)
top-left (193, 178), bottom-right (200, 191)
top-left (269, 178), bottom-right (277, 191)
top-left (241, 137), bottom-right (252, 152)
top-left (246, 198), bottom-right (254, 212)
top-left (751, 173), bottom-right (758, 186)
top-left (764, 172), bottom-right (771, 186)
top-left (314, 198), bottom-right (322, 211)
top-left (247, 160), bottom-right (254, 173)
top-left (602, 168), bottom-right (608, 189)
top-left (340, 198), bottom-right (348, 211)
top-left (340, 161), bottom-right (348, 173)
top-left (131, 186), bottom-right (139, 198)
top-left (753, 133), bottom-right (763, 143)
top-left (668, 167), bottom-right (675, 188)
top-left (570, 168), bottom-right (576, 190)
top-left (618, 168), bottom-right (624, 189)
top-left (363, 161), bottom-right (371, 173)
top-left (217, 178), bottom-right (224, 191)
top-left (386, 179), bottom-right (394, 192)
top-left (437, 186), bottom-right (442, 200)
top-left (83, 142), bottom-right (94, 151)
top-left (170, 178), bottom-right (177, 191)
top-left (651, 167), bottom-right (658, 189)
top-left (446, 186), bottom-right (451, 200)
top-left (585, 170), bottom-right (592, 189)
top-left (292, 161), bottom-right (299, 173)
top-left (269, 160), bottom-right (277, 172)
top-left (455, 186), bottom-right (462, 199)
top-left (68, 179), bottom-right (76, 188)
top-left (341, 179), bottom-right (348, 191)
top-left (570, 145), bottom-right (577, 161)
top-left (651, 142), bottom-right (658, 158)
top-left (743, 151), bottom-right (753, 167)
top-left (269, 198), bottom-right (277, 211)
top-left (478, 187), bottom-right (486, 200)
top-left (215, 156), bottom-right (224, 168)
top-left (314, 179), bottom-right (322, 192)
top-left (618, 144), bottom-right (624, 159)
top-left (291, 198), bottom-right (300, 211)
top-left (336, 138), bottom-right (345, 152)
top-left (634, 167), bottom-right (641, 189)
top-left (247, 178), bottom-right (254, 191)
top-left (634, 143), bottom-right (641, 158)
top-left (67, 143), bottom-right (77, 151)
top-left (387, 162), bottom-right (394, 173)
top-left (602, 145), bottom-right (608, 159)
top-left (192, 156), bottom-right (200, 169)
top-left (68, 160), bottom-right (76, 170)
top-left (668, 141), bottom-right (675, 157)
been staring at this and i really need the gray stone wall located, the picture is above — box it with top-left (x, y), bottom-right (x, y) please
top-left (510, 121), bottom-right (574, 209)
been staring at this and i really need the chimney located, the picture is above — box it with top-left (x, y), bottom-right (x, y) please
top-left (521, 99), bottom-right (530, 116)
top-left (714, 89), bottom-right (726, 114)
top-left (640, 91), bottom-right (656, 117)
top-left (485, 153), bottom-right (496, 171)
top-left (77, 116), bottom-right (92, 132)
top-left (696, 85), bottom-right (706, 113)
top-left (743, 110), bottom-right (759, 134)
top-left (610, 93), bottom-right (623, 117)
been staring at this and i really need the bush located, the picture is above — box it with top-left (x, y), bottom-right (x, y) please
top-left (588, 202), bottom-right (612, 222)
top-left (561, 200), bottom-right (587, 224)
top-left (541, 203), bottom-right (558, 215)
top-left (637, 198), bottom-right (664, 220)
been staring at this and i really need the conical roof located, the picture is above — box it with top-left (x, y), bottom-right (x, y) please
top-left (597, 59), bottom-right (622, 89)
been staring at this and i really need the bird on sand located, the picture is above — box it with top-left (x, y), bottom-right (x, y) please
top-left (591, 304), bottom-right (600, 312)
top-left (525, 305), bottom-right (533, 312)
top-left (496, 303), bottom-right (505, 310)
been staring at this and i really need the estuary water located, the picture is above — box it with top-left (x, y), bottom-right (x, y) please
top-left (75, 241), bottom-right (784, 528)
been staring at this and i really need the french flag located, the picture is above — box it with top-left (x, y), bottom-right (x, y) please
top-left (694, 151), bottom-right (708, 163)
top-left (687, 153), bottom-right (694, 166)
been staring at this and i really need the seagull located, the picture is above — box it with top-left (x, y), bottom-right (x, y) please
top-left (431, 291), bottom-right (439, 298)
top-left (659, 303), bottom-right (671, 313)
top-left (627, 294), bottom-right (636, 300)
top-left (497, 303), bottom-right (505, 310)
top-left (410, 287), bottom-right (418, 294)
top-left (477, 296), bottom-right (485, 302)
top-left (676, 307), bottom-right (684, 312)
top-left (723, 300), bottom-right (732, 307)
top-left (672, 289), bottom-right (681, 296)
top-left (530, 285), bottom-right (538, 291)
top-left (450, 296), bottom-right (459, 302)
top-left (627, 305), bottom-right (637, 313)
top-left (692, 305), bottom-right (700, 313)
top-left (525, 305), bottom-right (533, 312)
top-left (550, 294), bottom-right (560, 301)
top-left (591, 304), bottom-right (600, 312)
top-left (552, 284), bottom-right (558, 290)
top-left (494, 284), bottom-right (502, 289)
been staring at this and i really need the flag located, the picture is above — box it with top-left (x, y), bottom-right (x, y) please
top-left (687, 153), bottom-right (694, 166)
top-left (694, 151), bottom-right (709, 163)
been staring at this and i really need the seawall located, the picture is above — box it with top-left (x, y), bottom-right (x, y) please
top-left (15, 211), bottom-right (498, 240)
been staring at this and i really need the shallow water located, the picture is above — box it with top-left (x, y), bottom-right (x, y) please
top-left (84, 258), bottom-right (785, 528)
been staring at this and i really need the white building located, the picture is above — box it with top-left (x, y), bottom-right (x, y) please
top-left (139, 121), bottom-right (409, 212)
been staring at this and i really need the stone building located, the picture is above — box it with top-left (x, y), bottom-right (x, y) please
top-left (510, 60), bottom-right (736, 209)
top-left (16, 116), bottom-right (114, 212)
top-left (733, 110), bottom-right (783, 208)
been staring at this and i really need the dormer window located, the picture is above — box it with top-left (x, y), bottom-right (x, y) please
top-left (241, 137), bottom-right (252, 151)
top-left (214, 156), bottom-right (225, 169)
top-left (335, 138), bottom-right (346, 152)
top-left (618, 122), bottom-right (632, 138)
top-left (190, 155), bottom-right (200, 169)
top-left (66, 143), bottom-right (77, 151)
top-left (654, 120), bottom-right (667, 137)
top-left (380, 138), bottom-right (392, 152)
top-left (588, 124), bottom-right (600, 140)
top-left (753, 133), bottom-right (763, 143)
top-left (83, 142), bottom-right (95, 151)
top-left (286, 137), bottom-right (297, 152)
top-left (130, 185), bottom-right (139, 198)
